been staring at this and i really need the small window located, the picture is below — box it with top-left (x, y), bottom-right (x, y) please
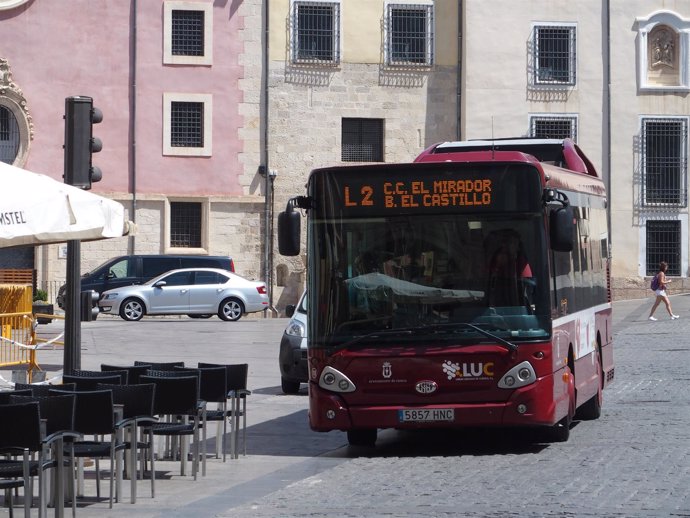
top-left (195, 271), bottom-right (228, 285)
top-left (172, 10), bottom-right (205, 56)
top-left (646, 220), bottom-right (681, 276)
top-left (533, 24), bottom-right (576, 86)
top-left (107, 259), bottom-right (130, 279)
top-left (641, 117), bottom-right (688, 207)
top-left (181, 258), bottom-right (221, 269)
top-left (385, 4), bottom-right (434, 66)
top-left (143, 258), bottom-right (180, 278)
top-left (529, 115), bottom-right (578, 141)
top-left (171, 202), bottom-right (202, 248)
top-left (291, 1), bottom-right (340, 64)
top-left (342, 118), bottom-right (384, 162)
top-left (171, 102), bottom-right (203, 148)
top-left (0, 105), bottom-right (20, 164)
top-left (163, 93), bottom-right (212, 156)
top-left (161, 271), bottom-right (194, 286)
top-left (164, 1), bottom-right (213, 65)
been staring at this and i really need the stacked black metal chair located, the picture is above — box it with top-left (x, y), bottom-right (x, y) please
top-left (97, 383), bottom-right (157, 504)
top-left (51, 389), bottom-right (126, 508)
top-left (138, 372), bottom-right (202, 480)
top-left (198, 363), bottom-right (251, 459)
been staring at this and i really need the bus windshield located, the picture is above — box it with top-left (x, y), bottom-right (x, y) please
top-left (309, 212), bottom-right (550, 348)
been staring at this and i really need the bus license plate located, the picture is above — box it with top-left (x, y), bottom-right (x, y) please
top-left (398, 409), bottom-right (454, 422)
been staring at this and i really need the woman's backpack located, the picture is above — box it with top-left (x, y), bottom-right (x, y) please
top-left (651, 274), bottom-right (660, 291)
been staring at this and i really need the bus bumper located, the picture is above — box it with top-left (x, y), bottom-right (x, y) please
top-left (308, 373), bottom-right (567, 432)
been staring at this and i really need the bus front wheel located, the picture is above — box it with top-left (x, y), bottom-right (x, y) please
top-left (347, 429), bottom-right (377, 447)
top-left (545, 414), bottom-right (571, 443)
top-left (576, 348), bottom-right (603, 420)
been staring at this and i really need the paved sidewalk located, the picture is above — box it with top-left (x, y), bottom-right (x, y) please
top-left (1, 316), bottom-right (348, 518)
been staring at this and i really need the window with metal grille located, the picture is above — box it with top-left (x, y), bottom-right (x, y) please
top-left (529, 115), bottom-right (577, 141)
top-left (170, 202), bottom-right (202, 248)
top-left (646, 220), bottom-right (681, 276)
top-left (386, 4), bottom-right (434, 66)
top-left (292, 1), bottom-right (340, 64)
top-left (170, 102), bottom-right (204, 148)
top-left (534, 25), bottom-right (576, 85)
top-left (0, 106), bottom-right (19, 165)
top-left (642, 118), bottom-right (688, 206)
top-left (172, 9), bottom-right (204, 56)
top-left (342, 118), bottom-right (384, 162)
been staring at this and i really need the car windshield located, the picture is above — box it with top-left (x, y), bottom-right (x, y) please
top-left (308, 212), bottom-right (550, 348)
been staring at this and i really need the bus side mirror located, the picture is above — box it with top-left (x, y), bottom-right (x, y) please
top-left (278, 208), bottom-right (301, 256)
top-left (550, 206), bottom-right (574, 252)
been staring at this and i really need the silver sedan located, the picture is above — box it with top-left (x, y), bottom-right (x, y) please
top-left (98, 267), bottom-right (269, 321)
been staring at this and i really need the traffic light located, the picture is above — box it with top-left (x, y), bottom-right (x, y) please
top-left (80, 290), bottom-right (100, 322)
top-left (64, 96), bottom-right (103, 190)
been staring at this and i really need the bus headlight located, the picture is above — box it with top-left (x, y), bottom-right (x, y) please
top-left (319, 366), bottom-right (356, 393)
top-left (498, 361), bottom-right (536, 389)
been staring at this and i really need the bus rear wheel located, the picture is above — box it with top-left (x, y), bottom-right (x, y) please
top-left (347, 429), bottom-right (377, 447)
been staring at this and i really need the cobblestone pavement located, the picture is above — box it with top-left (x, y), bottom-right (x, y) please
top-left (4, 295), bottom-right (690, 517)
top-left (226, 295), bottom-right (690, 518)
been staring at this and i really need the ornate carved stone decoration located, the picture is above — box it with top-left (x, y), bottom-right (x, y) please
top-left (0, 57), bottom-right (34, 166)
top-left (649, 26), bottom-right (676, 70)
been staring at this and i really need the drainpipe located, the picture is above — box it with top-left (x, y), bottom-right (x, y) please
top-left (261, 0), bottom-right (277, 316)
top-left (604, 0), bottom-right (611, 249)
top-left (456, 0), bottom-right (462, 140)
top-left (129, 0), bottom-right (138, 253)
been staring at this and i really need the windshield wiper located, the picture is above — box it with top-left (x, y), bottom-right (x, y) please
top-left (330, 322), bottom-right (517, 353)
top-left (459, 323), bottom-right (518, 353)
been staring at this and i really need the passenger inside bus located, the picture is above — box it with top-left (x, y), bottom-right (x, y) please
top-left (485, 229), bottom-right (534, 308)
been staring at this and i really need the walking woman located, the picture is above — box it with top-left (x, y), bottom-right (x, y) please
top-left (649, 261), bottom-right (679, 321)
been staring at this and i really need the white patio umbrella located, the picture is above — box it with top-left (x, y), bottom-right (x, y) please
top-left (0, 161), bottom-right (133, 248)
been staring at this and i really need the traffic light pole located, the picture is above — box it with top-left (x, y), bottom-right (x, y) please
top-left (64, 240), bottom-right (81, 375)
top-left (63, 95), bottom-right (102, 376)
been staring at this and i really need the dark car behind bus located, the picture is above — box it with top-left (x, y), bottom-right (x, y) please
top-left (56, 254), bottom-right (234, 308)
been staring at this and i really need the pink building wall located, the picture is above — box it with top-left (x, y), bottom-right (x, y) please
top-left (0, 0), bottom-right (246, 197)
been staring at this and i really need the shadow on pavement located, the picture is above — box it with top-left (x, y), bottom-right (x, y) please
top-left (228, 407), bottom-right (555, 459)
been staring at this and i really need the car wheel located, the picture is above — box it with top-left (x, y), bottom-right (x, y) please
top-left (187, 314), bottom-right (213, 319)
top-left (281, 377), bottom-right (301, 394)
top-left (120, 298), bottom-right (145, 321)
top-left (218, 298), bottom-right (244, 321)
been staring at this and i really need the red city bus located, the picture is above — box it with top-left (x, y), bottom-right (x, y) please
top-left (278, 138), bottom-right (613, 446)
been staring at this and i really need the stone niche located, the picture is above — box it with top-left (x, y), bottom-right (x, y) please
top-left (646, 25), bottom-right (680, 87)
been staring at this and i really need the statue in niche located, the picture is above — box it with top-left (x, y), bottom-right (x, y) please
top-left (650, 27), bottom-right (675, 69)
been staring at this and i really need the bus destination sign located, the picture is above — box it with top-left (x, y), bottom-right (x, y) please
top-left (343, 178), bottom-right (492, 210)
top-left (312, 163), bottom-right (542, 217)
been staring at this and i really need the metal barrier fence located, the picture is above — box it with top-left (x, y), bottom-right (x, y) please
top-left (0, 284), bottom-right (36, 375)
top-left (0, 284), bottom-right (42, 382)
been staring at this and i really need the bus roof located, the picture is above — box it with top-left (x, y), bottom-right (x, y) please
top-left (416, 137), bottom-right (599, 178)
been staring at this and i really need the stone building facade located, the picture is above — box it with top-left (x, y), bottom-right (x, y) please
top-left (3, 0), bottom-right (690, 311)
top-left (267, 0), bottom-right (460, 308)
top-left (0, 0), bottom-right (267, 306)
top-left (460, 1), bottom-right (690, 300)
